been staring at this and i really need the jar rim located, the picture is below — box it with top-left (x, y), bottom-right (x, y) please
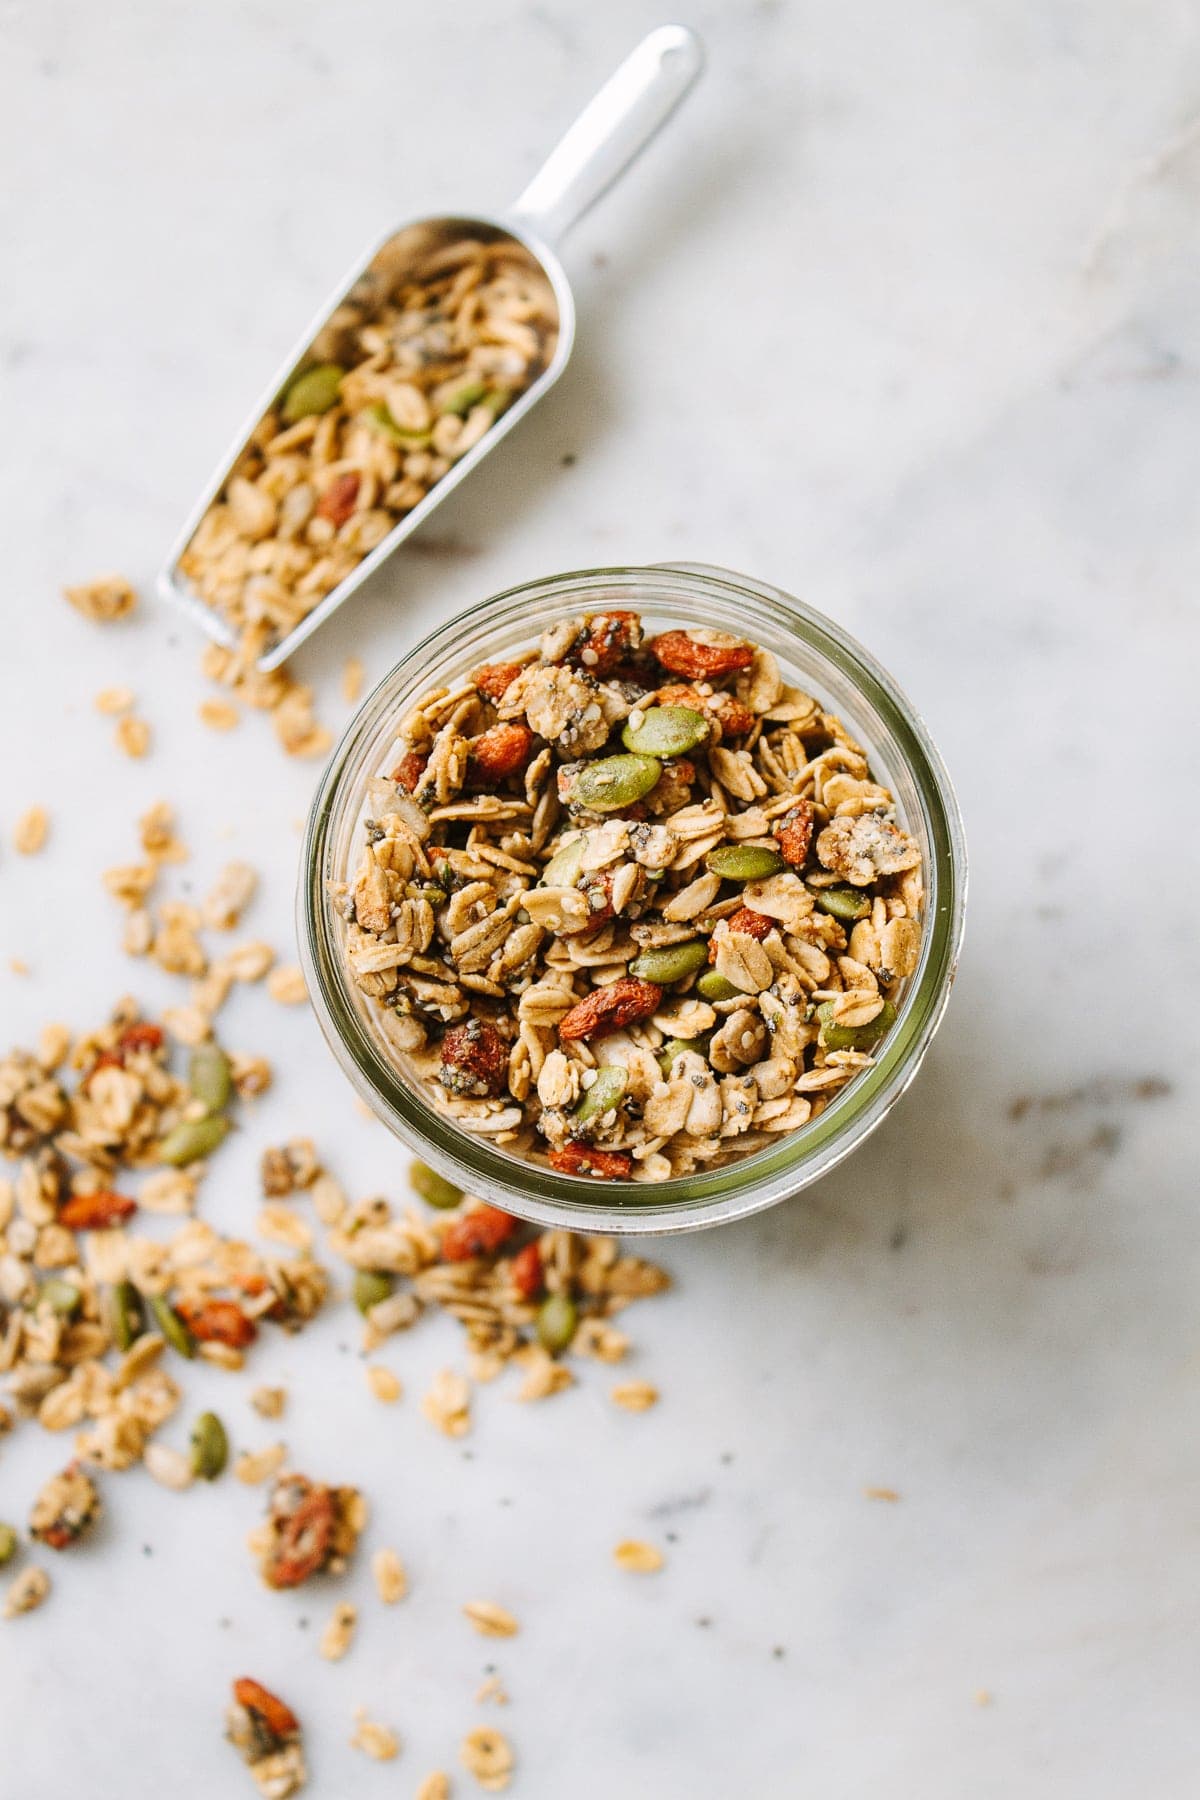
top-left (298, 562), bottom-right (967, 1235)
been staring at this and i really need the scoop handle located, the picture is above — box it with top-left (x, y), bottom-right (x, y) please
top-left (509, 24), bottom-right (704, 248)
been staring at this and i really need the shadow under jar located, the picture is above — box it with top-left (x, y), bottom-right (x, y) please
top-left (299, 564), bottom-right (967, 1236)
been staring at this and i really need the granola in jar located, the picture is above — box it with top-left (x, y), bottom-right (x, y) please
top-left (179, 235), bottom-right (557, 658)
top-left (332, 610), bottom-right (924, 1181)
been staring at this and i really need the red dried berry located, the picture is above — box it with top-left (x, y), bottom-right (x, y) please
top-left (709, 907), bottom-right (773, 962)
top-left (648, 631), bottom-right (755, 681)
top-left (116, 1023), bottom-right (164, 1056)
top-left (548, 1143), bottom-right (635, 1179)
top-left (266, 1487), bottom-right (336, 1589)
top-left (508, 1241), bottom-right (545, 1301)
top-left (58, 1190), bottom-right (137, 1230)
top-left (774, 800), bottom-right (815, 868)
top-left (440, 1019), bottom-right (509, 1098)
top-left (441, 1204), bottom-right (520, 1263)
top-left (176, 1298), bottom-right (258, 1349)
top-left (232, 1679), bottom-right (300, 1741)
top-left (566, 611), bottom-right (643, 676)
top-left (727, 907), bottom-right (773, 940)
top-left (390, 750), bottom-right (429, 795)
top-left (472, 660), bottom-right (525, 704)
top-left (315, 471), bottom-right (360, 526)
top-left (557, 977), bottom-right (663, 1043)
top-left (466, 721), bottom-right (534, 789)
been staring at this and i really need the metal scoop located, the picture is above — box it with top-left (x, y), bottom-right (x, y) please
top-left (158, 24), bottom-right (704, 672)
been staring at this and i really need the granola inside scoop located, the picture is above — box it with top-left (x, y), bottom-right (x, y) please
top-left (333, 610), bottom-right (924, 1182)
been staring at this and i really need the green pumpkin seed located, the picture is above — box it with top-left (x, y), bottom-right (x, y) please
top-left (353, 1270), bottom-right (394, 1315)
top-left (815, 885), bottom-right (872, 924)
top-left (573, 754), bottom-right (662, 813)
top-left (280, 362), bottom-right (344, 423)
top-left (188, 1043), bottom-right (232, 1113)
top-left (106, 1280), bottom-right (144, 1352)
top-left (440, 377), bottom-right (489, 417)
top-left (706, 844), bottom-right (786, 882)
top-left (409, 1161), bottom-right (462, 1211)
top-left (0, 1524), bottom-right (17, 1567)
top-left (621, 706), bottom-right (710, 757)
top-left (157, 1115), bottom-right (229, 1166)
top-left (540, 834), bottom-right (586, 889)
top-left (40, 1279), bottom-right (81, 1319)
top-left (149, 1295), bottom-right (195, 1359)
top-left (629, 939), bottom-right (708, 985)
top-left (656, 1036), bottom-right (707, 1076)
top-left (361, 400), bottom-right (432, 445)
top-left (573, 1067), bottom-right (627, 1130)
top-left (696, 970), bottom-right (742, 1002)
top-left (816, 998), bottom-right (897, 1051)
top-left (536, 1293), bottom-right (579, 1356)
top-left (190, 1411), bottom-right (228, 1481)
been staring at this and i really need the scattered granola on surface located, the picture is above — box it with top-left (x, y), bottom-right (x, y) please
top-left (179, 236), bottom-right (555, 659)
top-left (462, 1599), bottom-right (519, 1638)
top-left (2, 1564), bottom-right (50, 1620)
top-left (250, 1471), bottom-right (366, 1589)
top-left (226, 1677), bottom-right (307, 1799)
top-left (460, 1725), bottom-right (515, 1793)
top-left (371, 1546), bottom-right (408, 1605)
top-left (29, 1463), bottom-right (101, 1549)
top-left (613, 1538), bottom-right (665, 1573)
top-left (13, 807), bottom-right (49, 856)
top-left (334, 609), bottom-right (924, 1180)
top-left (319, 1599), bottom-right (358, 1661)
top-left (333, 1161), bottom-right (668, 1398)
top-left (63, 575), bottom-right (137, 623)
top-left (0, 1000), bottom-right (330, 1504)
top-left (350, 1708), bottom-right (400, 1762)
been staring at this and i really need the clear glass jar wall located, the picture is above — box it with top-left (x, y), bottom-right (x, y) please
top-left (299, 564), bottom-right (967, 1236)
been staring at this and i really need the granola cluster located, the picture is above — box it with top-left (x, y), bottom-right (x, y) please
top-left (319, 1162), bottom-right (669, 1406)
top-left (180, 235), bottom-right (556, 660)
top-left (335, 611), bottom-right (924, 1181)
top-left (226, 1678), bottom-right (307, 1800)
top-left (0, 1006), bottom-right (325, 1472)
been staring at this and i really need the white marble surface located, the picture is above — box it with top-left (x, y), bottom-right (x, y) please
top-left (2, 1), bottom-right (1198, 1794)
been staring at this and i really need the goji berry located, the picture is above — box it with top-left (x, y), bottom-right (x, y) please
top-left (440, 1019), bottom-right (509, 1098)
top-left (391, 750), bottom-right (428, 794)
top-left (441, 1204), bottom-right (520, 1262)
top-left (548, 1143), bottom-right (634, 1179)
top-left (566, 611), bottom-right (643, 676)
top-left (465, 721), bottom-right (534, 788)
top-left (472, 660), bottom-right (525, 704)
top-left (316, 471), bottom-right (360, 526)
top-left (556, 977), bottom-right (662, 1043)
top-left (648, 631), bottom-right (754, 681)
top-left (727, 907), bottom-right (773, 940)
top-left (232, 1679), bottom-right (300, 1740)
top-left (176, 1298), bottom-right (258, 1349)
top-left (58, 1190), bottom-right (137, 1230)
top-left (508, 1241), bottom-right (545, 1300)
top-left (774, 800), bottom-right (815, 867)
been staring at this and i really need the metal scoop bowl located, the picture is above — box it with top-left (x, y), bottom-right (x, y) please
top-left (158, 24), bottom-right (704, 672)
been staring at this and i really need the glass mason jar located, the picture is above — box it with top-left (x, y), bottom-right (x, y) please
top-left (299, 563), bottom-right (967, 1236)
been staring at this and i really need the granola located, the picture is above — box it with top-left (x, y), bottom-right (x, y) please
top-left (333, 611), bottom-right (924, 1180)
top-left (226, 1678), bottom-right (307, 1799)
top-left (251, 1471), bottom-right (366, 1588)
top-left (179, 236), bottom-right (556, 659)
top-left (63, 575), bottom-right (137, 623)
top-left (328, 1164), bottom-right (669, 1394)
